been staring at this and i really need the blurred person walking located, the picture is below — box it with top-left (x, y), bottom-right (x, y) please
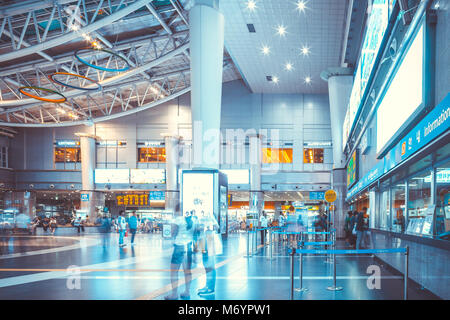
top-left (128, 211), bottom-right (138, 246)
top-left (164, 212), bottom-right (196, 300)
top-left (117, 211), bottom-right (127, 247)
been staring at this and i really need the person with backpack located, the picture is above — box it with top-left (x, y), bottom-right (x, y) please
top-left (355, 208), bottom-right (369, 250)
top-left (117, 211), bottom-right (127, 247)
top-left (165, 212), bottom-right (196, 300)
top-left (344, 211), bottom-right (353, 246)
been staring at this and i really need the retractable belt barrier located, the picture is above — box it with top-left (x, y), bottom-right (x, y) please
top-left (288, 246), bottom-right (410, 300)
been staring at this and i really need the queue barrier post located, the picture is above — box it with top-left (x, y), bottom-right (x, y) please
top-left (404, 246), bottom-right (409, 300)
top-left (294, 241), bottom-right (308, 292)
top-left (289, 248), bottom-right (296, 300)
top-left (269, 228), bottom-right (273, 260)
top-left (245, 229), bottom-right (252, 258)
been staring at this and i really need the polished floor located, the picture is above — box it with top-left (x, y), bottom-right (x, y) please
top-left (0, 232), bottom-right (439, 300)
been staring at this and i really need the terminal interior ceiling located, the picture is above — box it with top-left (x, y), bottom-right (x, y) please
top-left (0, 0), bottom-right (448, 302)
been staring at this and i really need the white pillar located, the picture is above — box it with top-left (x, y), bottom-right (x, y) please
top-left (249, 134), bottom-right (264, 217)
top-left (75, 132), bottom-right (102, 222)
top-left (322, 68), bottom-right (353, 238)
top-left (163, 134), bottom-right (181, 215)
top-left (190, 1), bottom-right (224, 169)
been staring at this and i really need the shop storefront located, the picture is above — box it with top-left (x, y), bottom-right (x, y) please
top-left (347, 95), bottom-right (450, 240)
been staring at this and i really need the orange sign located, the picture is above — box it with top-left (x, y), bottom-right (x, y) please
top-left (116, 194), bottom-right (149, 207)
top-left (325, 190), bottom-right (337, 203)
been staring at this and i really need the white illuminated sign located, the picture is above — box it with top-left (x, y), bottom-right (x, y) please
top-left (182, 172), bottom-right (214, 216)
top-left (304, 141), bottom-right (332, 147)
top-left (376, 25), bottom-right (424, 153)
top-left (220, 169), bottom-right (250, 184)
top-left (94, 169), bottom-right (130, 184)
top-left (130, 169), bottom-right (166, 184)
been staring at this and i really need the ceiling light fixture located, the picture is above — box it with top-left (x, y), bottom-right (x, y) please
top-left (301, 45), bottom-right (310, 56)
top-left (272, 76), bottom-right (279, 84)
top-left (247, 0), bottom-right (257, 11)
top-left (296, 0), bottom-right (307, 12)
top-left (285, 62), bottom-right (293, 71)
top-left (276, 25), bottom-right (286, 36)
top-left (305, 76), bottom-right (312, 84)
top-left (261, 45), bottom-right (270, 55)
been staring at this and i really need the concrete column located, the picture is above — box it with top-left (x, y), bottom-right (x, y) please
top-left (321, 67), bottom-right (353, 239)
top-left (163, 134), bottom-right (181, 215)
top-left (249, 134), bottom-right (264, 217)
top-left (189, 1), bottom-right (224, 169)
top-left (75, 132), bottom-right (102, 222)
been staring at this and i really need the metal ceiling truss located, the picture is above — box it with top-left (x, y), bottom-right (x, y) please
top-left (0, 0), bottom-right (198, 126)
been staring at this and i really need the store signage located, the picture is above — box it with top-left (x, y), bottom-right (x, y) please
top-left (130, 169), bottom-right (166, 184)
top-left (116, 194), bottom-right (149, 207)
top-left (303, 141), bottom-right (332, 147)
top-left (347, 93), bottom-right (450, 200)
top-left (149, 191), bottom-right (165, 201)
top-left (309, 191), bottom-right (325, 200)
top-left (292, 201), bottom-right (304, 207)
top-left (80, 193), bottom-right (89, 201)
top-left (94, 169), bottom-right (130, 184)
top-left (143, 141), bottom-right (162, 147)
top-left (347, 149), bottom-right (358, 188)
top-left (220, 169), bottom-right (250, 184)
top-left (56, 140), bottom-right (79, 147)
top-left (325, 190), bottom-right (337, 203)
top-left (228, 194), bottom-right (233, 206)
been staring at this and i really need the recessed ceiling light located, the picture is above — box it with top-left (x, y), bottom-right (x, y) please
top-left (261, 45), bottom-right (270, 55)
top-left (304, 76), bottom-right (312, 84)
top-left (296, 0), bottom-right (307, 12)
top-left (276, 25), bottom-right (286, 36)
top-left (301, 45), bottom-right (310, 56)
top-left (272, 76), bottom-right (279, 84)
top-left (434, 2), bottom-right (440, 9)
top-left (285, 62), bottom-right (293, 71)
top-left (247, 0), bottom-right (257, 11)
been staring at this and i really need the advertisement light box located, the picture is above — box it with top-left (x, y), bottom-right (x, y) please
top-left (182, 172), bottom-right (214, 215)
top-left (376, 24), bottom-right (424, 153)
top-left (130, 169), bottom-right (166, 184)
top-left (94, 169), bottom-right (129, 184)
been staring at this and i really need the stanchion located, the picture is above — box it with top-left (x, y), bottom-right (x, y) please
top-left (294, 241), bottom-right (308, 292)
top-left (253, 228), bottom-right (258, 255)
top-left (245, 229), bottom-right (252, 258)
top-left (289, 248), bottom-right (296, 300)
top-left (267, 228), bottom-right (274, 261)
top-left (324, 229), bottom-right (335, 264)
top-left (404, 246), bottom-right (409, 300)
top-left (326, 249), bottom-right (343, 291)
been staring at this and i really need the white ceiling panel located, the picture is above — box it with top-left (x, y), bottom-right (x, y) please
top-left (220, 0), bottom-right (349, 94)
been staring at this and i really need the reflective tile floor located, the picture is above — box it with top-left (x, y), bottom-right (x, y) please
top-left (0, 233), bottom-right (440, 300)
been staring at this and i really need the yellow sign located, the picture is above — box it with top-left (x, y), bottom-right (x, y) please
top-left (324, 190), bottom-right (337, 203)
top-left (116, 194), bottom-right (149, 207)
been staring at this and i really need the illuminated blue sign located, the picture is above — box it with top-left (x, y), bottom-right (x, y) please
top-left (81, 193), bottom-right (89, 201)
top-left (309, 192), bottom-right (325, 200)
top-left (149, 191), bottom-right (165, 201)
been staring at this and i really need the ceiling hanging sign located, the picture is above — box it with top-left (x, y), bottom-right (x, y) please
top-left (325, 190), bottom-right (337, 203)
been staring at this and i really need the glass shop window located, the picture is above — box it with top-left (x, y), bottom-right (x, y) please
top-left (262, 148), bottom-right (293, 164)
top-left (54, 147), bottom-right (80, 163)
top-left (435, 160), bottom-right (450, 239)
top-left (406, 169), bottom-right (432, 235)
top-left (379, 189), bottom-right (390, 230)
top-left (303, 148), bottom-right (324, 163)
top-left (391, 183), bottom-right (406, 233)
top-left (138, 147), bottom-right (166, 163)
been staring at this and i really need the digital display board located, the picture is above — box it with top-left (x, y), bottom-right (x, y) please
top-left (182, 172), bottom-right (214, 216)
top-left (347, 150), bottom-right (358, 188)
top-left (94, 169), bottom-right (129, 184)
top-left (149, 191), bottom-right (165, 201)
top-left (116, 194), bottom-right (149, 207)
top-left (130, 169), bottom-right (166, 184)
top-left (376, 24), bottom-right (424, 153)
top-left (220, 169), bottom-right (249, 184)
